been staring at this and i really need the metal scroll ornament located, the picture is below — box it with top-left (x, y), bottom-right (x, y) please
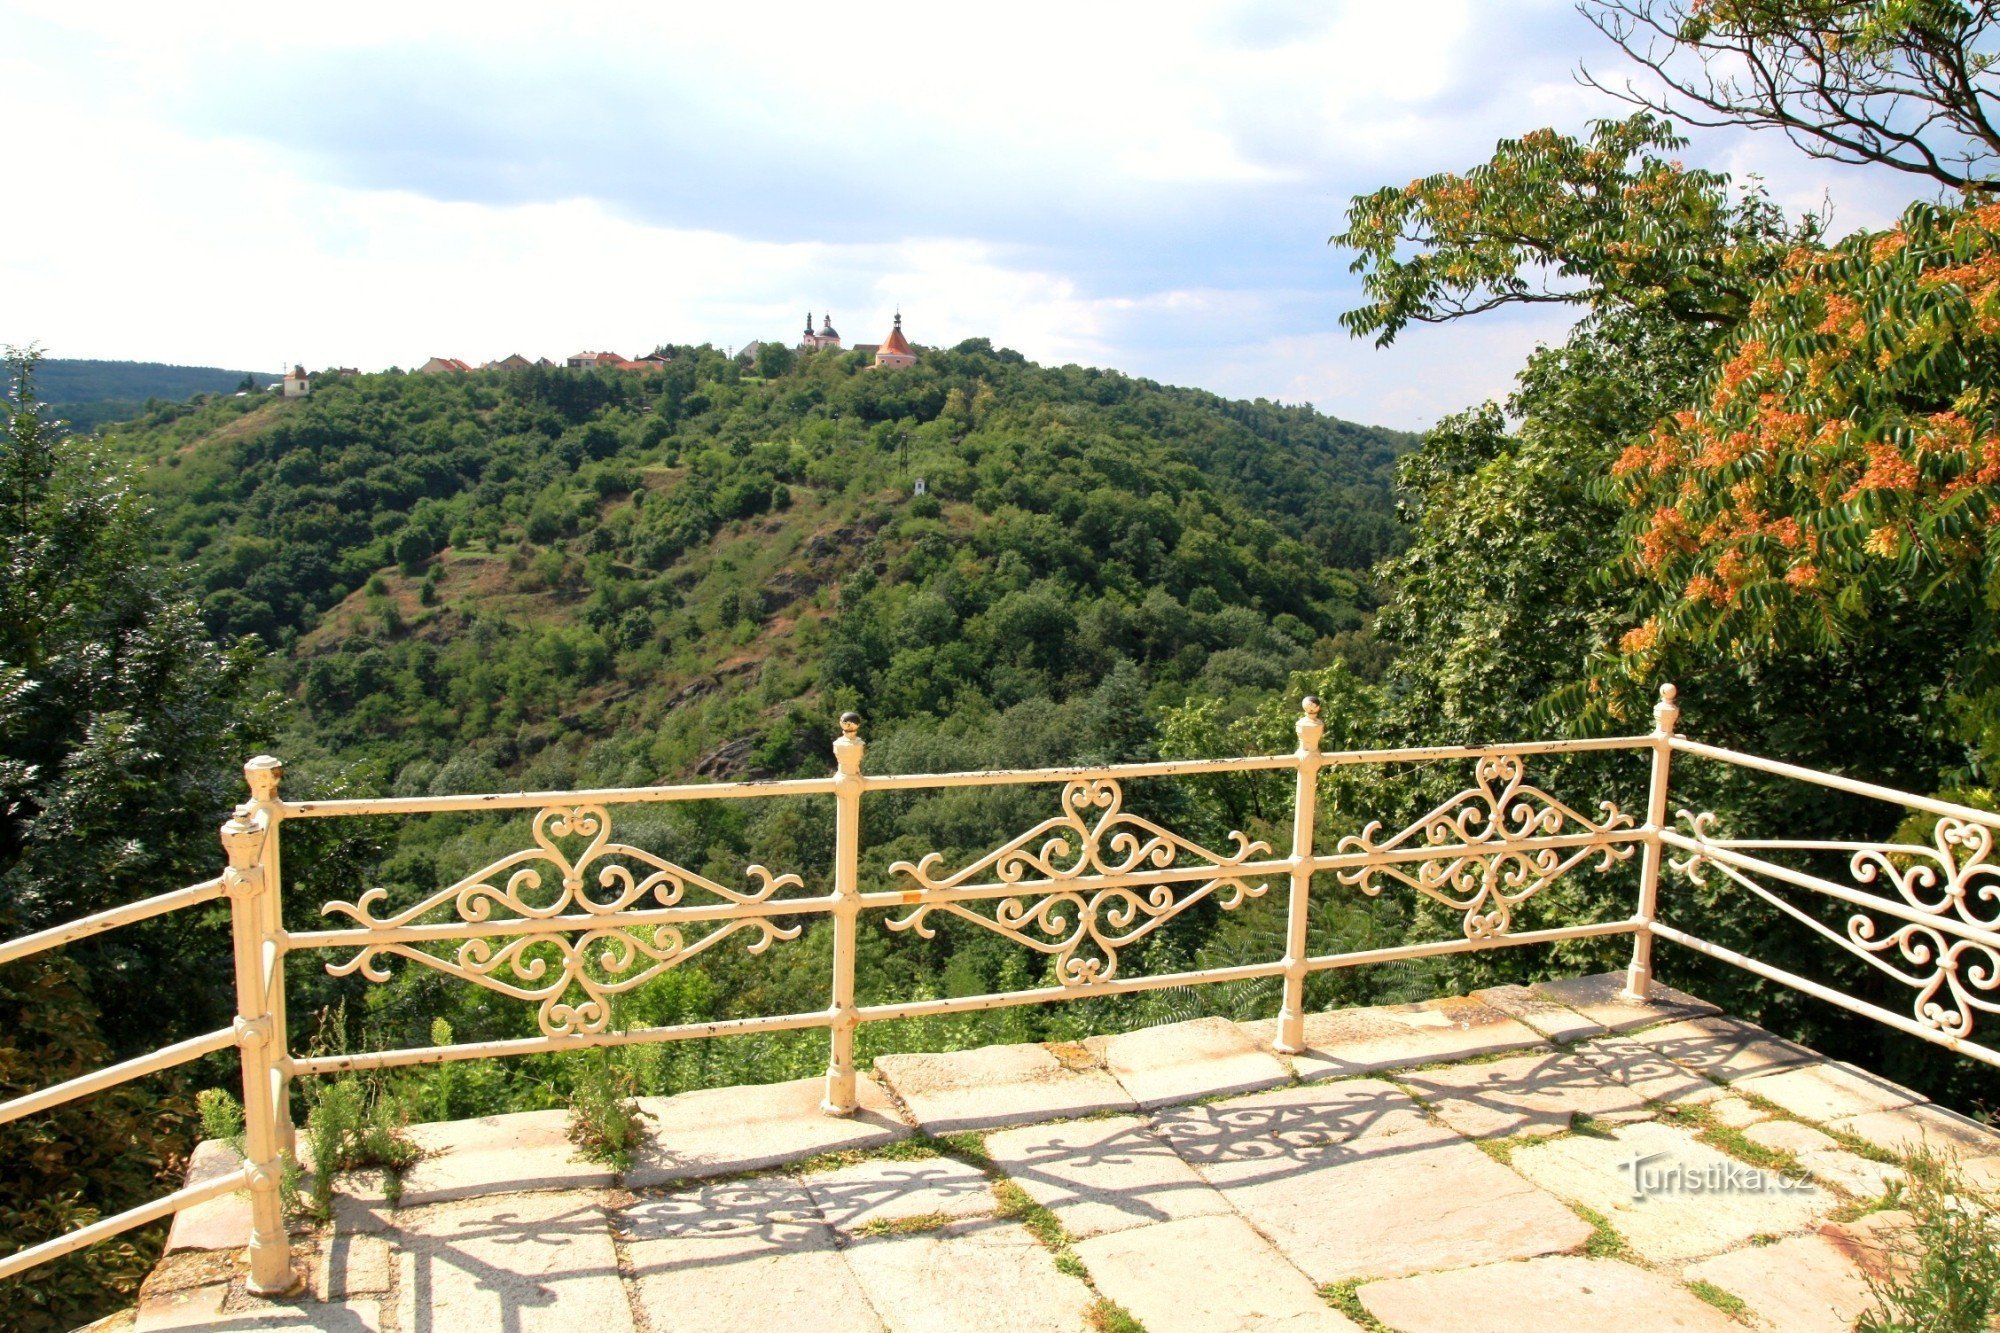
top-left (1677, 812), bottom-right (2000, 1040)
top-left (885, 777), bottom-right (1272, 985)
top-left (322, 804), bottom-right (802, 1036)
top-left (1335, 755), bottom-right (1636, 938)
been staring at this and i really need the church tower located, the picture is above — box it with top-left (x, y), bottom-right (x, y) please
top-left (872, 311), bottom-right (915, 370)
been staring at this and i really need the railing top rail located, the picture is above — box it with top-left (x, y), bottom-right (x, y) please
top-left (1670, 737), bottom-right (2000, 830)
top-left (276, 735), bottom-right (1658, 815)
top-left (278, 774), bottom-right (841, 818)
top-left (0, 876), bottom-right (227, 969)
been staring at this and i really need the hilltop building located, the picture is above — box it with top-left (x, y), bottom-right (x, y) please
top-left (484, 353), bottom-right (534, 372)
top-left (281, 364), bottom-right (311, 397)
top-left (872, 313), bottom-right (916, 371)
top-left (417, 357), bottom-right (472, 375)
top-left (801, 313), bottom-right (841, 352)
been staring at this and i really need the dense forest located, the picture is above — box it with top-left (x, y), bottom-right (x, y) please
top-left (36, 359), bottom-right (277, 435)
top-left (8, 2), bottom-right (2000, 1326)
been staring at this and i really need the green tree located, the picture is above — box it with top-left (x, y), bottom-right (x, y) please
top-left (0, 347), bottom-right (276, 1331)
top-left (1333, 114), bottom-right (1814, 346)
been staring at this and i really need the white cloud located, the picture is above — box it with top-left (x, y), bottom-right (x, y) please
top-left (0, 0), bottom-right (1939, 425)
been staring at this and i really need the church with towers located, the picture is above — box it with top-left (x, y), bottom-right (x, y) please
top-left (800, 311), bottom-right (917, 370)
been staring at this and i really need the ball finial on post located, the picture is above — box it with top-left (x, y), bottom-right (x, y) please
top-left (1653, 683), bottom-right (1680, 738)
top-left (834, 712), bottom-right (864, 776)
top-left (243, 755), bottom-right (284, 806)
top-left (1296, 696), bottom-right (1325, 755)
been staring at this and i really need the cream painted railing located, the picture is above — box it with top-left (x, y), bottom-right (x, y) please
top-left (2, 684), bottom-right (1995, 1292)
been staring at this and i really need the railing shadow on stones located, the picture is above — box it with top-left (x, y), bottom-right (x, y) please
top-left (1, 682), bottom-right (1996, 1294)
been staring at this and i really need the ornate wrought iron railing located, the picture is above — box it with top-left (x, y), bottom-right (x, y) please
top-left (1, 683), bottom-right (1994, 1293)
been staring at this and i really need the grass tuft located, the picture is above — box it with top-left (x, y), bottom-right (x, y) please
top-left (1318, 1280), bottom-right (1390, 1331)
top-left (1687, 1279), bottom-right (1748, 1318)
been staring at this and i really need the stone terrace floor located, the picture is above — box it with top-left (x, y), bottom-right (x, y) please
top-left (117, 972), bottom-right (2000, 1333)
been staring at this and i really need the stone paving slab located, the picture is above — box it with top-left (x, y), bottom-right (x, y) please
top-left (1829, 1100), bottom-right (2000, 1158)
top-left (1241, 996), bottom-right (1547, 1080)
top-left (1528, 972), bottom-right (1719, 1033)
top-left (1744, 1119), bottom-right (1839, 1156)
top-left (1574, 1034), bottom-right (1726, 1107)
top-left (164, 1139), bottom-right (251, 1253)
top-left (1074, 1213), bottom-right (1357, 1332)
top-left (1624, 1015), bottom-right (1819, 1083)
top-left (1732, 1061), bottom-right (1927, 1123)
top-left (1152, 1080), bottom-right (1592, 1282)
top-left (803, 1155), bottom-right (995, 1232)
top-left (398, 1108), bottom-right (615, 1206)
top-left (983, 1114), bottom-right (1230, 1239)
top-left (625, 1074), bottom-right (909, 1186)
top-left (872, 1041), bottom-right (1135, 1133)
top-left (1085, 1017), bottom-right (1292, 1109)
top-left (1356, 1255), bottom-right (1737, 1332)
top-left (1472, 983), bottom-right (1608, 1041)
top-left (1741, 1122), bottom-right (1899, 1199)
top-left (393, 1189), bottom-right (633, 1333)
top-left (1395, 1047), bottom-right (1653, 1139)
top-left (1511, 1120), bottom-right (1832, 1263)
top-left (314, 1234), bottom-right (392, 1302)
top-left (840, 1217), bottom-right (1096, 1333)
top-left (1684, 1231), bottom-right (1875, 1333)
top-left (619, 1178), bottom-right (882, 1332)
top-left (1706, 1095), bottom-right (1774, 1128)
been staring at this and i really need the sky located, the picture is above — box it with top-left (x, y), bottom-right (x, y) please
top-left (1, 1), bottom-right (1927, 430)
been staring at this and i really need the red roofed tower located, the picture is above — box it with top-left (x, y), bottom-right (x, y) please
top-left (872, 311), bottom-right (915, 370)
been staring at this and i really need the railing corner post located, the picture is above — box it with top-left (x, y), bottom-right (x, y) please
top-left (1625, 684), bottom-right (1679, 1003)
top-left (823, 713), bottom-right (865, 1117)
top-left (1274, 697), bottom-right (1324, 1054)
top-left (221, 803), bottom-right (299, 1298)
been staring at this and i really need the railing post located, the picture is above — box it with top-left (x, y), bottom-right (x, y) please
top-left (240, 756), bottom-right (293, 1159)
top-left (221, 804), bottom-right (299, 1297)
top-left (1274, 697), bottom-right (1324, 1054)
top-left (1624, 684), bottom-right (1680, 1001)
top-left (822, 712), bottom-right (865, 1116)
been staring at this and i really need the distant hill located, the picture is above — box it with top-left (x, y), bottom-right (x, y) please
top-left (108, 339), bottom-right (1416, 785)
top-left (37, 358), bottom-right (279, 434)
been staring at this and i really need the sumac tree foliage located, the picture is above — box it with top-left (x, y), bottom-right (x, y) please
top-left (1334, 113), bottom-right (1815, 345)
top-left (1609, 200), bottom-right (2000, 771)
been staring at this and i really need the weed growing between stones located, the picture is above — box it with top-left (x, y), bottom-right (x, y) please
top-left (1317, 1280), bottom-right (1390, 1331)
top-left (298, 1007), bottom-right (420, 1218)
top-left (1857, 1147), bottom-right (2000, 1333)
top-left (565, 1047), bottom-right (644, 1171)
top-left (1686, 1279), bottom-right (1748, 1318)
top-left (1572, 1203), bottom-right (1631, 1259)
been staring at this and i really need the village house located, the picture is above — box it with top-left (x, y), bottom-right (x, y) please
top-left (281, 364), bottom-right (311, 397)
top-left (417, 357), bottom-right (473, 375)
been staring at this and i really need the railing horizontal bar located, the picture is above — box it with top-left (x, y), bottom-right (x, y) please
top-left (0, 1171), bottom-right (242, 1284)
top-left (858, 736), bottom-right (1653, 793)
top-left (286, 895), bottom-right (842, 950)
top-left (278, 775), bottom-right (840, 818)
top-left (1309, 829), bottom-right (1645, 875)
top-left (1660, 831), bottom-right (2000, 951)
top-left (856, 961), bottom-right (1288, 1021)
top-left (1649, 920), bottom-right (2000, 1069)
top-left (858, 861), bottom-right (1295, 909)
top-left (1319, 735), bottom-right (1651, 765)
top-left (0, 878), bottom-right (227, 969)
top-left (858, 756), bottom-right (1299, 790)
top-left (286, 1009), bottom-right (832, 1076)
top-left (1670, 739), bottom-right (2000, 830)
top-left (0, 1027), bottom-right (238, 1127)
top-left (1304, 919), bottom-right (1639, 972)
